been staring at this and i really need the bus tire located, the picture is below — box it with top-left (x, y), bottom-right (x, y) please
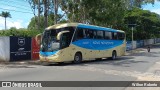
top-left (73, 52), bottom-right (82, 64)
top-left (111, 51), bottom-right (117, 60)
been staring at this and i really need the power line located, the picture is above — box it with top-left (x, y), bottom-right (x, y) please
top-left (1, 2), bottom-right (30, 9)
top-left (1, 0), bottom-right (30, 8)
top-left (0, 7), bottom-right (33, 14)
top-left (0, 2), bottom-right (32, 11)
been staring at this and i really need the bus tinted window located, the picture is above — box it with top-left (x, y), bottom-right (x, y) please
top-left (112, 32), bottom-right (118, 40)
top-left (97, 31), bottom-right (104, 39)
top-left (75, 28), bottom-right (124, 40)
top-left (118, 33), bottom-right (125, 40)
top-left (93, 31), bottom-right (97, 39)
top-left (83, 29), bottom-right (90, 38)
top-left (75, 28), bottom-right (92, 40)
top-left (76, 28), bottom-right (84, 40)
top-left (88, 30), bottom-right (94, 39)
top-left (104, 31), bottom-right (112, 40)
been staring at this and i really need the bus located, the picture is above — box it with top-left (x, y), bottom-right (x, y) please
top-left (36, 23), bottom-right (126, 64)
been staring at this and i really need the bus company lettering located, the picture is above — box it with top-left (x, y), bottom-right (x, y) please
top-left (83, 42), bottom-right (89, 44)
top-left (93, 41), bottom-right (114, 45)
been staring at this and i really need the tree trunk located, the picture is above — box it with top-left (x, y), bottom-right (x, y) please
top-left (38, 0), bottom-right (40, 30)
top-left (54, 0), bottom-right (58, 24)
top-left (44, 0), bottom-right (48, 28)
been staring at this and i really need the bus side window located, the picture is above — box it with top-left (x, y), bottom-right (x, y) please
top-left (76, 28), bottom-right (84, 40)
top-left (88, 30), bottom-right (93, 39)
top-left (65, 27), bottom-right (75, 43)
top-left (61, 33), bottom-right (69, 49)
top-left (112, 32), bottom-right (118, 40)
top-left (118, 33), bottom-right (125, 40)
top-left (105, 31), bottom-right (112, 40)
top-left (97, 31), bottom-right (104, 39)
top-left (83, 29), bottom-right (89, 38)
top-left (93, 30), bottom-right (97, 39)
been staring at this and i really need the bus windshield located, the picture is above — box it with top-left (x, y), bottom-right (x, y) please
top-left (41, 29), bottom-right (60, 52)
top-left (41, 27), bottom-right (75, 52)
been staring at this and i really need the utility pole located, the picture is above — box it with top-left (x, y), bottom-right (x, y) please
top-left (128, 24), bottom-right (137, 51)
top-left (131, 26), bottom-right (134, 50)
top-left (38, 0), bottom-right (40, 30)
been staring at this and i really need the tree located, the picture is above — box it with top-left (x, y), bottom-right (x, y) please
top-left (27, 0), bottom-right (160, 31)
top-left (28, 13), bottom-right (66, 30)
top-left (0, 11), bottom-right (11, 30)
top-left (59, 0), bottom-right (127, 28)
top-left (124, 8), bottom-right (160, 40)
top-left (28, 0), bottom-right (60, 29)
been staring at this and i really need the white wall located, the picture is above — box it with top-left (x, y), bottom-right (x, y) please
top-left (127, 38), bottom-right (160, 51)
top-left (0, 37), bottom-right (10, 61)
top-left (133, 41), bottom-right (137, 49)
top-left (144, 39), bottom-right (154, 46)
top-left (156, 38), bottom-right (160, 43)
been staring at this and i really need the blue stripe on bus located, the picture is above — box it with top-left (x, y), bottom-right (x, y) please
top-left (72, 39), bottom-right (123, 50)
top-left (40, 51), bottom-right (58, 56)
top-left (77, 24), bottom-right (118, 32)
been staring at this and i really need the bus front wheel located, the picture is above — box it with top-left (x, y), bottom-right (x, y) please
top-left (73, 53), bottom-right (82, 64)
top-left (111, 51), bottom-right (117, 60)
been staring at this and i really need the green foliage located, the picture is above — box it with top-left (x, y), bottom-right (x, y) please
top-left (27, 0), bottom-right (160, 40)
top-left (28, 14), bottom-right (67, 30)
top-left (59, 0), bottom-right (127, 28)
top-left (124, 8), bottom-right (160, 40)
top-left (0, 28), bottom-right (42, 37)
top-left (0, 11), bottom-right (11, 30)
top-left (0, 11), bottom-right (11, 18)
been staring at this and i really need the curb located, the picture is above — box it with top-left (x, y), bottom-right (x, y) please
top-left (0, 60), bottom-right (42, 65)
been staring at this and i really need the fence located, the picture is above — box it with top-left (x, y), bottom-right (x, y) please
top-left (126, 38), bottom-right (160, 51)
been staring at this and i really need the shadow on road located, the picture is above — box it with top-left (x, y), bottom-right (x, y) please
top-left (46, 55), bottom-right (147, 67)
top-left (0, 64), bottom-right (36, 68)
top-left (130, 51), bottom-right (159, 57)
top-left (80, 56), bottom-right (148, 67)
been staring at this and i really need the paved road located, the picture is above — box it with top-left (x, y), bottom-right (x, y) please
top-left (0, 44), bottom-right (160, 90)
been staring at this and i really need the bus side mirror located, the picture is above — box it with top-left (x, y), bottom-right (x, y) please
top-left (57, 31), bottom-right (70, 40)
top-left (35, 33), bottom-right (42, 46)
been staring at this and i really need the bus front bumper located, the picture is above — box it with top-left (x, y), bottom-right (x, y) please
top-left (39, 55), bottom-right (62, 63)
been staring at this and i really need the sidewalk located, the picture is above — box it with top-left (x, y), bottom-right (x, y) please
top-left (0, 60), bottom-right (41, 65)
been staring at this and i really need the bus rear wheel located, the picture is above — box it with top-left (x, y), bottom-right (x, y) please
top-left (73, 53), bottom-right (82, 64)
top-left (111, 51), bottom-right (117, 60)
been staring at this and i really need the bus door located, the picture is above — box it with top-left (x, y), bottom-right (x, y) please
top-left (58, 31), bottom-right (73, 60)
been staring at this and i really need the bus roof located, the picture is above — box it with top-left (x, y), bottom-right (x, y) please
top-left (46, 23), bottom-right (78, 30)
top-left (46, 23), bottom-right (125, 33)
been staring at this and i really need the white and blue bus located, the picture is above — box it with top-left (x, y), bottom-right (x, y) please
top-left (36, 23), bottom-right (126, 63)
